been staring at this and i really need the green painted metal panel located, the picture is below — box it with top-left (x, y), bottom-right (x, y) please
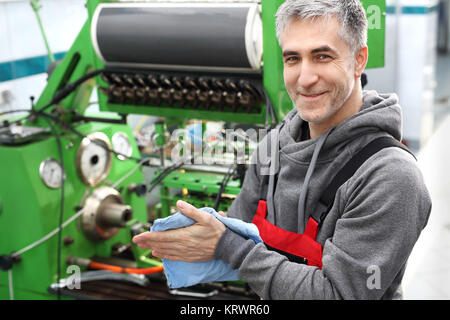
top-left (0, 121), bottom-right (149, 299)
top-left (362, 0), bottom-right (386, 69)
top-left (162, 170), bottom-right (241, 196)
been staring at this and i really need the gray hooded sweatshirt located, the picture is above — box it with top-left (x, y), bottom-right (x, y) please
top-left (214, 90), bottom-right (432, 300)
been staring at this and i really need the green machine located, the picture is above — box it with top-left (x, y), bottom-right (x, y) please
top-left (0, 0), bottom-right (385, 300)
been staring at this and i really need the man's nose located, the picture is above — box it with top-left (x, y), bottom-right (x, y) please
top-left (298, 62), bottom-right (319, 89)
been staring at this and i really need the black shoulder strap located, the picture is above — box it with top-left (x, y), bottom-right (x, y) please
top-left (312, 136), bottom-right (416, 224)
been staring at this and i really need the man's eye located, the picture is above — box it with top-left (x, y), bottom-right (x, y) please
top-left (317, 54), bottom-right (331, 61)
top-left (285, 56), bottom-right (298, 64)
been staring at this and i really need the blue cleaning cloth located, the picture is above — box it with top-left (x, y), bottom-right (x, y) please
top-left (150, 207), bottom-right (262, 288)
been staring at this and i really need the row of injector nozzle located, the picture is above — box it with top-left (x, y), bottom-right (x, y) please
top-left (99, 72), bottom-right (264, 113)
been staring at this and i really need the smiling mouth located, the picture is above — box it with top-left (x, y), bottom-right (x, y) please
top-left (299, 92), bottom-right (327, 100)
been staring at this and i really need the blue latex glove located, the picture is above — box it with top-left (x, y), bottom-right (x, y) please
top-left (151, 207), bottom-right (262, 288)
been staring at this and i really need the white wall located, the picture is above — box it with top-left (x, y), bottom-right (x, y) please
top-left (0, 0), bottom-right (86, 115)
top-left (365, 0), bottom-right (439, 150)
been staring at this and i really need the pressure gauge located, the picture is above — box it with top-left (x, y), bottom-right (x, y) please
top-left (112, 132), bottom-right (132, 160)
top-left (76, 132), bottom-right (112, 186)
top-left (39, 158), bottom-right (65, 189)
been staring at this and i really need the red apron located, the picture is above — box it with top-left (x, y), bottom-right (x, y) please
top-left (252, 199), bottom-right (323, 269)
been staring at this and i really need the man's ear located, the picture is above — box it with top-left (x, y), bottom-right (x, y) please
top-left (354, 46), bottom-right (369, 78)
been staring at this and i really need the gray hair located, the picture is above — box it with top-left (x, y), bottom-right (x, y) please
top-left (275, 0), bottom-right (368, 53)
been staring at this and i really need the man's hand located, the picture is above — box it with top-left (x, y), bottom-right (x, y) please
top-left (132, 200), bottom-right (226, 262)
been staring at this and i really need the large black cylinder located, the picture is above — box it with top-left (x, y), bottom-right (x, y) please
top-left (91, 3), bottom-right (262, 72)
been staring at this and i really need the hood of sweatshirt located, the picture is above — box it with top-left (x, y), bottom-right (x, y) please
top-left (266, 90), bottom-right (404, 233)
top-left (279, 90), bottom-right (402, 160)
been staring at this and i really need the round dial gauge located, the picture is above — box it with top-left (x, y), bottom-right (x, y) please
top-left (112, 132), bottom-right (132, 160)
top-left (39, 158), bottom-right (65, 189)
top-left (76, 132), bottom-right (112, 186)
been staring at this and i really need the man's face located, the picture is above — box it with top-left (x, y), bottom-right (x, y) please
top-left (281, 16), bottom-right (358, 125)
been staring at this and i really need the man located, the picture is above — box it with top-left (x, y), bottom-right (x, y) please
top-left (133, 0), bottom-right (431, 299)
